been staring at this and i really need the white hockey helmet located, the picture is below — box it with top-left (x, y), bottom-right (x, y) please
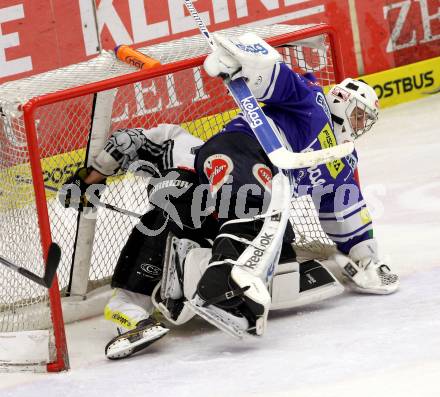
top-left (326, 78), bottom-right (379, 142)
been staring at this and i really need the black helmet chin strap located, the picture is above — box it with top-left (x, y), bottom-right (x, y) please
top-left (331, 113), bottom-right (344, 126)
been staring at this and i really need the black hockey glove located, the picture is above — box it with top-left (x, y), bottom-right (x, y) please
top-left (59, 167), bottom-right (106, 211)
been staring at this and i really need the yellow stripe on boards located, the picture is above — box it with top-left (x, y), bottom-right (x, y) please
top-left (361, 56), bottom-right (440, 108)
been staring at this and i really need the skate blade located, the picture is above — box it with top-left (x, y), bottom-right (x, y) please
top-left (184, 300), bottom-right (247, 339)
top-left (106, 326), bottom-right (170, 360)
top-left (350, 282), bottom-right (399, 295)
top-left (342, 275), bottom-right (399, 295)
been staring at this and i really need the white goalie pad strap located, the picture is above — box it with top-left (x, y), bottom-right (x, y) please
top-left (215, 233), bottom-right (253, 246)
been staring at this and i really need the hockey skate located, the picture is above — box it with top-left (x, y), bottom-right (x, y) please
top-left (105, 318), bottom-right (170, 360)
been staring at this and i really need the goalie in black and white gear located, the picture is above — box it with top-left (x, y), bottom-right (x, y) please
top-left (61, 123), bottom-right (343, 356)
top-left (158, 131), bottom-right (345, 338)
top-left (60, 33), bottom-right (399, 358)
top-left (61, 124), bottom-right (214, 359)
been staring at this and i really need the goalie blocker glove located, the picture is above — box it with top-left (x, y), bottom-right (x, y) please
top-left (203, 32), bottom-right (282, 99)
top-left (59, 167), bottom-right (106, 211)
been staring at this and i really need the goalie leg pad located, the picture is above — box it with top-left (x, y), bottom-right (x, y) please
top-left (183, 248), bottom-right (212, 299)
top-left (112, 168), bottom-right (216, 296)
top-left (189, 246), bottom-right (269, 337)
top-left (270, 259), bottom-right (344, 310)
top-left (188, 175), bottom-right (290, 338)
top-left (152, 233), bottom-right (204, 325)
top-left (160, 233), bottom-right (202, 301)
top-left (230, 266), bottom-right (271, 336)
top-left (110, 209), bottom-right (171, 296)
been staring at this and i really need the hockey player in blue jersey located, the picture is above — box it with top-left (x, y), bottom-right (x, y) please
top-left (62, 32), bottom-right (399, 358)
top-left (184, 32), bottom-right (399, 337)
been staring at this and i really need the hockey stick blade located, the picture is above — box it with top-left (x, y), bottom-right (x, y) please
top-left (268, 141), bottom-right (355, 169)
top-left (422, 86), bottom-right (440, 95)
top-left (0, 242), bottom-right (62, 288)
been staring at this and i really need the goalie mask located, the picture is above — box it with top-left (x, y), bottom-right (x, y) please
top-left (326, 78), bottom-right (379, 142)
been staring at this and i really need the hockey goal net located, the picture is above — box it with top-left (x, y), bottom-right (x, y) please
top-left (0, 23), bottom-right (343, 371)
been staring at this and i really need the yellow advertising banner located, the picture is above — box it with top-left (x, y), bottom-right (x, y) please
top-left (361, 56), bottom-right (440, 108)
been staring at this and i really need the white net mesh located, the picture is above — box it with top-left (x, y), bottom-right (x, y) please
top-left (0, 24), bottom-right (320, 110)
top-left (0, 24), bottom-right (336, 334)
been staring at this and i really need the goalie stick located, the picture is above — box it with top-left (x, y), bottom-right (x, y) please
top-left (182, 0), bottom-right (354, 170)
top-left (14, 175), bottom-right (143, 219)
top-left (0, 242), bottom-right (61, 288)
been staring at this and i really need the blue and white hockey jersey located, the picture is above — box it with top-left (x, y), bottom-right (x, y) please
top-left (222, 63), bottom-right (374, 254)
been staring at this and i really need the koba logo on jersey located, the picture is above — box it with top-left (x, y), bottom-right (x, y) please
top-left (240, 96), bottom-right (263, 128)
top-left (252, 164), bottom-right (272, 191)
top-left (204, 154), bottom-right (234, 194)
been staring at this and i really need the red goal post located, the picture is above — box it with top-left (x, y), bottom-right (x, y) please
top-left (0, 23), bottom-right (344, 372)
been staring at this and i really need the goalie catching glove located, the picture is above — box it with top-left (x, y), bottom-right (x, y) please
top-left (331, 240), bottom-right (399, 294)
top-left (204, 32), bottom-right (282, 99)
top-left (59, 167), bottom-right (106, 211)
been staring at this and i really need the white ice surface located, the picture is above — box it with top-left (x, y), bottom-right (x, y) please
top-left (1, 95), bottom-right (439, 396)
